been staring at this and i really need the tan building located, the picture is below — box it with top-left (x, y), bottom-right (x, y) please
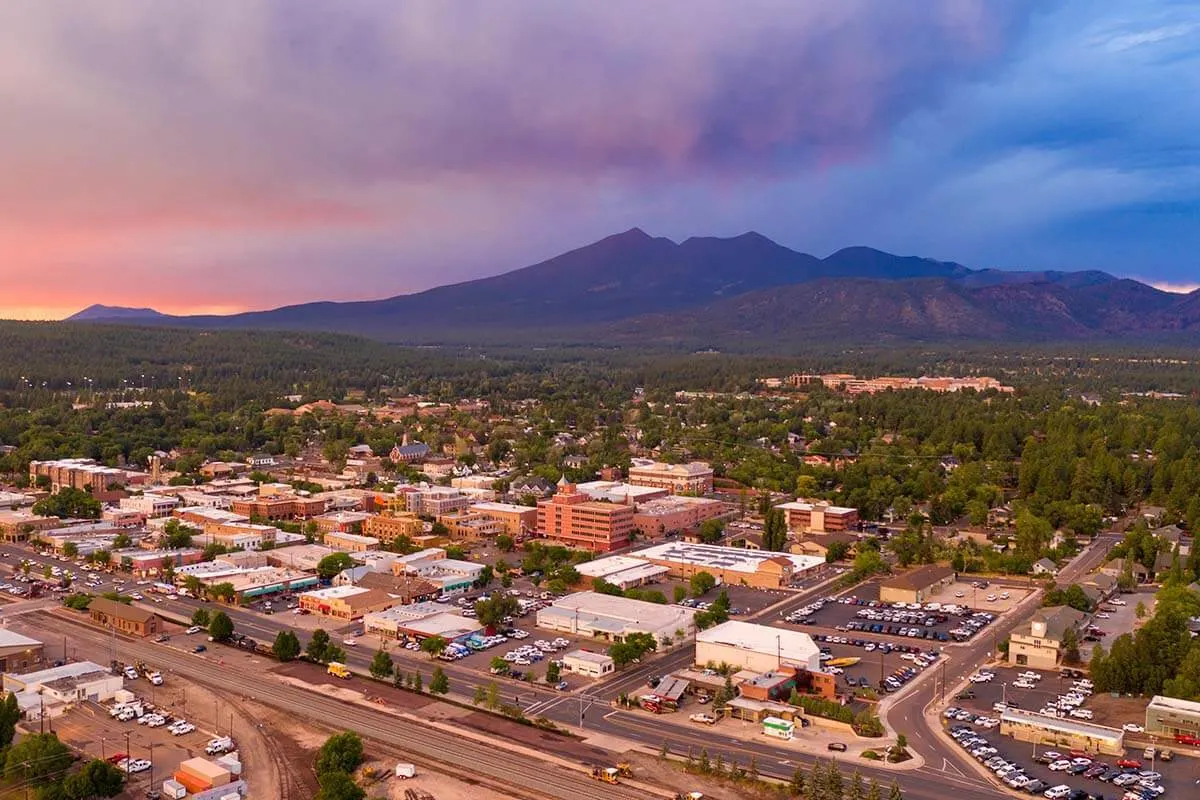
top-left (627, 459), bottom-right (713, 495)
top-left (363, 513), bottom-right (425, 544)
top-left (790, 532), bottom-right (858, 560)
top-left (200, 522), bottom-right (277, 550)
top-left (230, 495), bottom-right (326, 521)
top-left (353, 572), bottom-right (440, 604)
top-left (323, 530), bottom-right (380, 553)
top-left (0, 630), bottom-right (44, 673)
top-left (1008, 606), bottom-right (1086, 670)
top-left (775, 501), bottom-right (859, 533)
top-left (632, 542), bottom-right (824, 590)
top-left (468, 502), bottom-right (538, 538)
top-left (88, 597), bottom-right (160, 637)
top-left (441, 512), bottom-right (504, 542)
top-left (878, 564), bottom-right (955, 605)
top-left (0, 510), bottom-right (61, 543)
top-left (298, 586), bottom-right (399, 620)
top-left (1000, 709), bottom-right (1123, 756)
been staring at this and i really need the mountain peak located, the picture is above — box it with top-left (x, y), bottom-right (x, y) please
top-left (67, 304), bottom-right (165, 322)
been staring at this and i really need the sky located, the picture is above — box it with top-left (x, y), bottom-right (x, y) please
top-left (1, 0), bottom-right (1197, 320)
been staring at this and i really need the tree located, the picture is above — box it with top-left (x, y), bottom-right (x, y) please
top-left (698, 518), bottom-right (725, 544)
top-left (208, 582), bottom-right (236, 603)
top-left (867, 780), bottom-right (883, 800)
top-left (888, 780), bottom-right (903, 800)
top-left (473, 684), bottom-right (487, 706)
top-left (763, 508), bottom-right (788, 552)
top-left (826, 540), bottom-right (851, 563)
top-left (62, 758), bottom-right (125, 799)
top-left (191, 607), bottom-right (211, 628)
top-left (1136, 601), bottom-right (1147, 619)
top-left (475, 564), bottom-right (494, 588)
top-left (273, 630), bottom-right (301, 662)
top-left (315, 731), bottom-right (364, 777)
top-left (495, 534), bottom-right (515, 552)
top-left (183, 575), bottom-right (203, 597)
top-left (4, 732), bottom-right (73, 786)
top-left (369, 649), bottom-right (394, 680)
top-left (430, 666), bottom-right (450, 695)
top-left (1061, 626), bottom-right (1081, 665)
top-left (314, 770), bottom-right (365, 800)
top-left (112, 532), bottom-right (132, 550)
top-left (162, 519), bottom-right (195, 549)
top-left (316, 552), bottom-right (354, 581)
top-left (690, 571), bottom-right (717, 597)
top-left (307, 629), bottom-right (332, 662)
top-left (474, 595), bottom-right (519, 632)
top-left (62, 542), bottom-right (79, 558)
top-left (546, 660), bottom-right (561, 684)
top-left (208, 610), bottom-right (234, 642)
top-left (673, 585), bottom-right (687, 604)
top-left (848, 771), bottom-right (865, 800)
top-left (324, 644), bottom-right (347, 665)
top-left (33, 487), bottom-right (101, 519)
top-left (420, 635), bottom-right (448, 659)
top-left (0, 692), bottom-right (19, 750)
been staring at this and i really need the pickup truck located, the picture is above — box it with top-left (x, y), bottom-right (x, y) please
top-left (689, 713), bottom-right (717, 725)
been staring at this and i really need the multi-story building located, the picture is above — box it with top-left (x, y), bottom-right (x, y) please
top-left (440, 512), bottom-right (504, 542)
top-left (198, 521), bottom-right (277, 551)
top-left (402, 486), bottom-right (472, 517)
top-left (363, 513), bottom-right (425, 544)
top-left (775, 501), bottom-right (859, 533)
top-left (391, 548), bottom-right (484, 596)
top-left (119, 494), bottom-right (180, 519)
top-left (323, 531), bottom-right (381, 553)
top-left (632, 496), bottom-right (726, 538)
top-left (468, 502), bottom-right (538, 538)
top-left (29, 458), bottom-right (149, 493)
top-left (537, 479), bottom-right (635, 553)
top-left (313, 511), bottom-right (371, 535)
top-left (627, 458), bottom-right (713, 495)
top-left (1007, 606), bottom-right (1086, 670)
top-left (230, 495), bottom-right (326, 521)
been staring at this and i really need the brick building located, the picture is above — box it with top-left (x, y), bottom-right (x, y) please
top-left (537, 478), bottom-right (635, 553)
top-left (88, 597), bottom-right (160, 637)
top-left (627, 459), bottom-right (714, 495)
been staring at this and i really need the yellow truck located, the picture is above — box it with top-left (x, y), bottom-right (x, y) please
top-left (327, 662), bottom-right (351, 679)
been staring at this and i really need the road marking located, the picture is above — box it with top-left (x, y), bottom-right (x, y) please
top-left (941, 758), bottom-right (967, 776)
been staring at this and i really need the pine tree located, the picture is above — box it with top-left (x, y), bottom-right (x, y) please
top-left (698, 749), bottom-right (711, 774)
top-left (848, 771), bottom-right (865, 800)
top-left (789, 765), bottom-right (806, 797)
top-left (714, 752), bottom-right (725, 776)
top-left (748, 754), bottom-right (758, 782)
top-left (826, 760), bottom-right (844, 800)
top-left (888, 779), bottom-right (903, 800)
top-left (866, 779), bottom-right (882, 800)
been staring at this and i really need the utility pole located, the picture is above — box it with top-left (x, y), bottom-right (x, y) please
top-left (148, 742), bottom-right (155, 791)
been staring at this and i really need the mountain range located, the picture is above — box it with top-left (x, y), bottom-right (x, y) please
top-left (67, 229), bottom-right (1200, 346)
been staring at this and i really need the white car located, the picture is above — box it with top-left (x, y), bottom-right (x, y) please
top-left (170, 722), bottom-right (195, 735)
top-left (1109, 598), bottom-right (1127, 606)
top-left (186, 625), bottom-right (203, 635)
top-left (1123, 723), bottom-right (1144, 733)
top-left (1013, 680), bottom-right (1036, 689)
top-left (343, 638), bottom-right (357, 647)
top-left (1018, 671), bottom-right (1041, 681)
top-left (1069, 709), bottom-right (1094, 720)
top-left (1043, 785), bottom-right (1071, 800)
top-left (1048, 759), bottom-right (1072, 772)
top-left (128, 759), bottom-right (151, 773)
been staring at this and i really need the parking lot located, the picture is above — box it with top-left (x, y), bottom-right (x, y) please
top-left (1080, 591), bottom-right (1156, 662)
top-left (944, 714), bottom-right (1199, 799)
top-left (780, 589), bottom-right (1004, 647)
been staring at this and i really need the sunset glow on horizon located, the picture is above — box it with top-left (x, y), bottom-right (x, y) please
top-left (2, 0), bottom-right (1197, 320)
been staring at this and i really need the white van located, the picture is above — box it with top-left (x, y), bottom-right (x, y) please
top-left (205, 737), bottom-right (234, 755)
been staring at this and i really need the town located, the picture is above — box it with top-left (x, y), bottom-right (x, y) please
top-left (0, 375), bottom-right (1198, 800)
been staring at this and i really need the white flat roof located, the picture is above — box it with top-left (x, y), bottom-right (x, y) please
top-left (576, 556), bottom-right (652, 578)
top-left (775, 501), bottom-right (857, 515)
top-left (633, 542), bottom-right (824, 574)
top-left (696, 621), bottom-right (819, 665)
top-left (563, 649), bottom-right (614, 665)
top-left (470, 502), bottom-right (533, 514)
top-left (1148, 695), bottom-right (1200, 715)
top-left (546, 592), bottom-right (695, 629)
top-left (406, 612), bottom-right (479, 637)
top-left (575, 481), bottom-right (665, 502)
top-left (1002, 708), bottom-right (1123, 741)
top-left (4, 661), bottom-right (109, 686)
top-left (301, 585), bottom-right (369, 600)
top-left (0, 630), bottom-right (42, 649)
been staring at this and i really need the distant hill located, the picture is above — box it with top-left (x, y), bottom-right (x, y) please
top-left (68, 304), bottom-right (166, 321)
top-left (62, 230), bottom-right (1200, 345)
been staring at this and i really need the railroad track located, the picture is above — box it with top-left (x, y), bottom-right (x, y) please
top-left (38, 611), bottom-right (657, 800)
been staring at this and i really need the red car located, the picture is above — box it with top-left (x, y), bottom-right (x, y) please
top-left (105, 753), bottom-right (128, 765)
top-left (1068, 749), bottom-right (1090, 758)
top-left (1174, 733), bottom-right (1200, 746)
top-left (1116, 758), bottom-right (1141, 769)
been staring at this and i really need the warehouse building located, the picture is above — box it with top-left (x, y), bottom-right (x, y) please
top-left (575, 555), bottom-right (670, 589)
top-left (0, 630), bottom-right (44, 674)
top-left (3, 661), bottom-right (124, 718)
top-left (536, 591), bottom-right (696, 643)
top-left (878, 564), bottom-right (956, 604)
top-left (1000, 709), bottom-right (1124, 756)
top-left (1145, 695), bottom-right (1200, 738)
top-left (362, 601), bottom-right (480, 641)
top-left (632, 542), bottom-right (824, 589)
top-left (298, 585), bottom-right (399, 620)
top-left (695, 621), bottom-right (820, 673)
